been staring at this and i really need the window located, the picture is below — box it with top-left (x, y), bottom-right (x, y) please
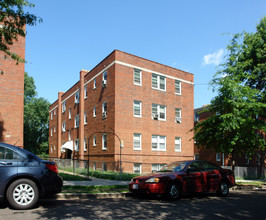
top-left (75, 91), bottom-right (79, 103)
top-left (194, 112), bottom-right (199, 122)
top-left (84, 138), bottom-right (87, 151)
top-left (152, 164), bottom-right (166, 172)
top-left (216, 153), bottom-right (221, 162)
top-left (84, 85), bottom-right (87, 99)
top-left (93, 162), bottom-right (96, 170)
top-left (175, 108), bottom-right (182, 123)
top-left (75, 115), bottom-right (79, 128)
top-left (69, 108), bottom-right (71, 119)
top-left (50, 145), bottom-right (53, 153)
top-left (102, 162), bottom-right (107, 171)
top-left (54, 126), bottom-right (56, 133)
top-left (102, 102), bottom-right (107, 118)
top-left (152, 73), bottom-right (166, 91)
top-left (54, 109), bottom-right (56, 115)
top-left (152, 104), bottom-right (166, 120)
top-left (152, 135), bottom-right (166, 151)
top-left (93, 106), bottom-right (96, 117)
top-left (62, 121), bottom-right (66, 132)
top-left (51, 112), bottom-right (53, 120)
top-left (102, 134), bottom-right (107, 150)
top-left (93, 79), bottom-right (96, 89)
top-left (133, 163), bottom-right (142, 174)
top-left (175, 80), bottom-right (181, 95)
top-left (68, 130), bottom-right (71, 141)
top-left (0, 147), bottom-right (21, 160)
top-left (93, 135), bottom-right (96, 146)
top-left (175, 137), bottom-right (181, 152)
top-left (75, 139), bottom-right (79, 151)
top-left (84, 112), bottom-right (87, 125)
top-left (133, 101), bottom-right (142, 117)
top-left (51, 128), bottom-right (53, 136)
top-left (103, 71), bottom-right (107, 81)
top-left (245, 154), bottom-right (249, 164)
top-left (62, 101), bottom-right (66, 113)
top-left (134, 69), bottom-right (142, 86)
top-left (133, 133), bottom-right (142, 150)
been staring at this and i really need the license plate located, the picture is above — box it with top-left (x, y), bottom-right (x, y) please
top-left (133, 184), bottom-right (138, 189)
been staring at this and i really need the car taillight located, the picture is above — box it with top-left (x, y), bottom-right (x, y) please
top-left (46, 164), bottom-right (58, 173)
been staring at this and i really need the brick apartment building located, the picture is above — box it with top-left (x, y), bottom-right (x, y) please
top-left (194, 106), bottom-right (265, 168)
top-left (0, 26), bottom-right (25, 147)
top-left (49, 50), bottom-right (194, 173)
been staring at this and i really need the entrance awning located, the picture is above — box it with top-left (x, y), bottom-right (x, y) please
top-left (60, 140), bottom-right (73, 153)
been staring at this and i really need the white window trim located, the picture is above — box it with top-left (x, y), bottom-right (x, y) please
top-left (75, 115), bottom-right (79, 128)
top-left (133, 68), bottom-right (142, 86)
top-left (133, 100), bottom-right (142, 118)
top-left (151, 164), bottom-right (166, 172)
top-left (133, 163), bottom-right (142, 174)
top-left (84, 85), bottom-right (87, 99)
top-left (93, 135), bottom-right (96, 146)
top-left (68, 130), bottom-right (71, 141)
top-left (84, 138), bottom-right (87, 151)
top-left (175, 80), bottom-right (182, 95)
top-left (175, 137), bottom-right (181, 152)
top-left (133, 133), bottom-right (142, 150)
top-left (51, 128), bottom-right (53, 136)
top-left (75, 91), bottom-right (80, 104)
top-left (62, 121), bottom-right (66, 132)
top-left (93, 106), bottom-right (96, 117)
top-left (152, 135), bottom-right (166, 151)
top-left (93, 79), bottom-right (96, 89)
top-left (152, 104), bottom-right (166, 121)
top-left (152, 73), bottom-right (166, 92)
top-left (75, 139), bottom-right (79, 151)
top-left (102, 134), bottom-right (107, 150)
top-left (84, 112), bottom-right (87, 125)
top-left (69, 108), bottom-right (71, 119)
top-left (216, 153), bottom-right (221, 162)
top-left (62, 101), bottom-right (66, 113)
top-left (51, 112), bottom-right (53, 120)
top-left (102, 102), bottom-right (107, 118)
top-left (175, 108), bottom-right (182, 123)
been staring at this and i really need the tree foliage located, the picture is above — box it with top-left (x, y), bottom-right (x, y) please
top-left (193, 17), bottom-right (266, 164)
top-left (24, 72), bottom-right (50, 155)
top-left (0, 0), bottom-right (41, 73)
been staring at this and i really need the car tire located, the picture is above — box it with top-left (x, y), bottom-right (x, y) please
top-left (218, 181), bottom-right (229, 197)
top-left (166, 183), bottom-right (181, 200)
top-left (6, 179), bottom-right (39, 210)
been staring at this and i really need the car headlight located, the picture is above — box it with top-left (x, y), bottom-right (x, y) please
top-left (145, 177), bottom-right (160, 183)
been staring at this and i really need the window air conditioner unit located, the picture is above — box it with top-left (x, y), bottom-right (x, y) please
top-left (152, 113), bottom-right (158, 120)
top-left (101, 80), bottom-right (107, 88)
top-left (102, 111), bottom-right (107, 118)
top-left (175, 117), bottom-right (181, 123)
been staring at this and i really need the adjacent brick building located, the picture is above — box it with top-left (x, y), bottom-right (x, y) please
top-left (0, 27), bottom-right (25, 147)
top-left (49, 50), bottom-right (194, 173)
top-left (194, 106), bottom-right (265, 168)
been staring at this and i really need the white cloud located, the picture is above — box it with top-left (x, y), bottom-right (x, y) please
top-left (202, 49), bottom-right (224, 66)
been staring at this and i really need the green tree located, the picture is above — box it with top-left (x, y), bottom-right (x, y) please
top-left (24, 72), bottom-right (50, 155)
top-left (0, 0), bottom-right (41, 73)
top-left (193, 17), bottom-right (266, 171)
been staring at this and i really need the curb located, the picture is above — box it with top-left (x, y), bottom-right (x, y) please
top-left (42, 192), bottom-right (132, 200)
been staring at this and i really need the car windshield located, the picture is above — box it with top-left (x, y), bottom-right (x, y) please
top-left (158, 161), bottom-right (189, 173)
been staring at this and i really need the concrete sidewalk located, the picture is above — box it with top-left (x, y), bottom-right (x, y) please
top-left (64, 176), bottom-right (130, 186)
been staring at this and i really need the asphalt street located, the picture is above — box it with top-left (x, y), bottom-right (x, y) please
top-left (1, 190), bottom-right (266, 220)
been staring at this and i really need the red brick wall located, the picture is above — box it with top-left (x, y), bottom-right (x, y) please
top-left (0, 30), bottom-right (25, 147)
top-left (49, 50), bottom-right (195, 173)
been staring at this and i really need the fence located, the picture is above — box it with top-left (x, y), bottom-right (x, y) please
top-left (47, 157), bottom-right (266, 179)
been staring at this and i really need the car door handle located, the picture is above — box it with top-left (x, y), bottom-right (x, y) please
top-left (0, 162), bottom-right (13, 165)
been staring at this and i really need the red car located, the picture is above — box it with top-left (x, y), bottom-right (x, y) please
top-left (129, 160), bottom-right (235, 199)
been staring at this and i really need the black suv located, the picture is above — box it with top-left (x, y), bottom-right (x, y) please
top-left (0, 143), bottom-right (63, 209)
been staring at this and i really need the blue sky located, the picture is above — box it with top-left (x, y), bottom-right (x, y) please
top-left (25, 0), bottom-right (266, 108)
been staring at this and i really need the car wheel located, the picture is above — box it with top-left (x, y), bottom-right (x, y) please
top-left (6, 179), bottom-right (39, 210)
top-left (167, 183), bottom-right (181, 200)
top-left (218, 181), bottom-right (229, 197)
